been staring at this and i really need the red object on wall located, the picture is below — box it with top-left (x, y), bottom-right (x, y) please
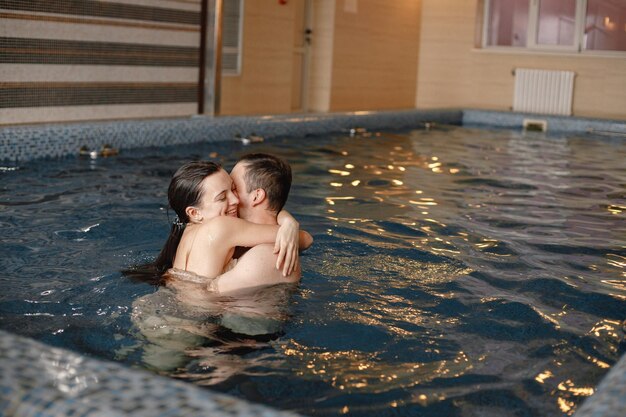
top-left (279, 0), bottom-right (287, 4)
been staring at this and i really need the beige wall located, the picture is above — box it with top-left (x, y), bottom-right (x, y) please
top-left (308, 0), bottom-right (336, 113)
top-left (417, 0), bottom-right (626, 120)
top-left (4, 0), bottom-right (624, 124)
top-left (220, 0), bottom-right (297, 115)
top-left (224, 0), bottom-right (423, 115)
top-left (329, 0), bottom-right (421, 111)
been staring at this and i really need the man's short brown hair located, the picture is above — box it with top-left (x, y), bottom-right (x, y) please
top-left (239, 153), bottom-right (292, 213)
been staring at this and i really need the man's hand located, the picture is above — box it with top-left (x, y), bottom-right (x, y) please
top-left (275, 211), bottom-right (299, 276)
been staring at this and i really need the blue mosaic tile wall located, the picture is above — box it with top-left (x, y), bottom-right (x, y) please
top-left (463, 109), bottom-right (626, 136)
top-left (0, 330), bottom-right (301, 417)
top-left (0, 110), bottom-right (462, 162)
top-left (3, 109), bottom-right (625, 163)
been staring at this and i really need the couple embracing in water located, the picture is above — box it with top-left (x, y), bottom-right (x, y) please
top-left (154, 153), bottom-right (313, 296)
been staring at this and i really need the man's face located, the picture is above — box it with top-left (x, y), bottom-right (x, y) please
top-left (230, 162), bottom-right (253, 220)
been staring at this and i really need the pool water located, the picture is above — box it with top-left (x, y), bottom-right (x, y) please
top-left (1, 125), bottom-right (625, 417)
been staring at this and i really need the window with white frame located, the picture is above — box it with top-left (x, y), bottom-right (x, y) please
top-left (222, 0), bottom-right (243, 75)
top-left (484, 0), bottom-right (626, 53)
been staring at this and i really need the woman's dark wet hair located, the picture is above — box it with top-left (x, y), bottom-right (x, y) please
top-left (153, 160), bottom-right (221, 272)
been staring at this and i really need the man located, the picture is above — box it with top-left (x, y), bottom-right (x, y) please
top-left (212, 153), bottom-right (313, 294)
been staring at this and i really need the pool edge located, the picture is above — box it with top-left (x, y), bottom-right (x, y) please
top-left (1, 108), bottom-right (625, 416)
top-left (574, 352), bottom-right (626, 417)
top-left (3, 108), bottom-right (625, 163)
top-left (462, 109), bottom-right (626, 136)
top-left (0, 329), bottom-right (302, 417)
top-left (0, 109), bottom-right (462, 163)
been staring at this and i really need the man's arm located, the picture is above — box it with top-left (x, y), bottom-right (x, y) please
top-left (212, 215), bottom-right (304, 276)
top-left (212, 244), bottom-right (300, 295)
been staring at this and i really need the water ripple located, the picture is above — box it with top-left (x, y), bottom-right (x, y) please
top-left (1, 127), bottom-right (625, 417)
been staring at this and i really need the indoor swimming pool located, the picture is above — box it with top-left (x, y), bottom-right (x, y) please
top-left (1, 124), bottom-right (625, 416)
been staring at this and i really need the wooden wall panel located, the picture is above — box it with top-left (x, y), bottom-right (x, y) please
top-left (220, 0), bottom-right (297, 116)
top-left (329, 0), bottom-right (421, 112)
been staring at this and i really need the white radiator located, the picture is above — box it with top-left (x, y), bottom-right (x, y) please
top-left (513, 69), bottom-right (575, 116)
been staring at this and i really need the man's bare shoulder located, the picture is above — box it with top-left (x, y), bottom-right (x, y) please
top-left (239, 244), bottom-right (300, 282)
top-left (215, 244), bottom-right (300, 295)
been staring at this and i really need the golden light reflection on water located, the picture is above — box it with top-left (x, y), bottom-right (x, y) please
top-left (531, 306), bottom-right (561, 329)
top-left (606, 255), bottom-right (626, 267)
top-left (558, 397), bottom-right (576, 415)
top-left (374, 189), bottom-right (412, 197)
top-left (325, 196), bottom-right (354, 206)
top-left (278, 339), bottom-right (473, 395)
top-left (409, 200), bottom-right (438, 206)
top-left (586, 356), bottom-right (610, 369)
top-left (557, 379), bottom-right (595, 396)
top-left (329, 169), bottom-right (351, 176)
top-left (313, 132), bottom-right (623, 411)
top-left (535, 370), bottom-right (554, 383)
top-left (607, 204), bottom-right (625, 214)
top-left (589, 319), bottom-right (621, 339)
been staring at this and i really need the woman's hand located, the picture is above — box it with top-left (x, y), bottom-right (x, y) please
top-left (275, 211), bottom-right (299, 276)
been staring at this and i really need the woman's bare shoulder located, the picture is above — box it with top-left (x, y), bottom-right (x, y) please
top-left (205, 216), bottom-right (247, 231)
top-left (192, 217), bottom-right (242, 244)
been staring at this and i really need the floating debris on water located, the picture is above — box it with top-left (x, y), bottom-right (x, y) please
top-left (348, 127), bottom-right (374, 138)
top-left (234, 133), bottom-right (264, 145)
top-left (99, 144), bottom-right (119, 157)
top-left (79, 144), bottom-right (119, 158)
top-left (79, 146), bottom-right (98, 159)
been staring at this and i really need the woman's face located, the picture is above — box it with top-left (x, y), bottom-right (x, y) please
top-left (193, 169), bottom-right (239, 220)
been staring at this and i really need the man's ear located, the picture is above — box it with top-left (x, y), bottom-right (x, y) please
top-left (252, 188), bottom-right (266, 207)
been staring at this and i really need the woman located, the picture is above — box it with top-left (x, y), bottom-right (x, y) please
top-left (154, 160), bottom-right (304, 284)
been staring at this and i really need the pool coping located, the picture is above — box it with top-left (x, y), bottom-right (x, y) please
top-left (1, 108), bottom-right (625, 416)
top-left (3, 108), bottom-right (624, 163)
top-left (462, 109), bottom-right (626, 136)
top-left (0, 109), bottom-right (462, 162)
top-left (0, 329), bottom-right (302, 417)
